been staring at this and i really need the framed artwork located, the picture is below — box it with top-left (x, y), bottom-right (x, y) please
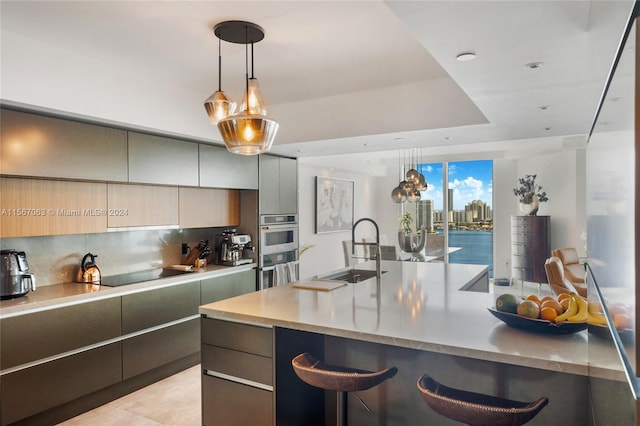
top-left (315, 176), bottom-right (354, 233)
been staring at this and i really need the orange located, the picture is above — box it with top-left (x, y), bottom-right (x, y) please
top-left (613, 314), bottom-right (632, 330)
top-left (609, 304), bottom-right (628, 317)
top-left (560, 298), bottom-right (570, 312)
top-left (540, 299), bottom-right (564, 316)
top-left (557, 293), bottom-right (571, 303)
top-left (540, 296), bottom-right (555, 304)
top-left (526, 294), bottom-right (540, 303)
top-left (540, 307), bottom-right (558, 321)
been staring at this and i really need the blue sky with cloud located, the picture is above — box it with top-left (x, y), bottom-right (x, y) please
top-left (419, 160), bottom-right (493, 210)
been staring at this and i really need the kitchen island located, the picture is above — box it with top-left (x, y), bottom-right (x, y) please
top-left (199, 260), bottom-right (630, 425)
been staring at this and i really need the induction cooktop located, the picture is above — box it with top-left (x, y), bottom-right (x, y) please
top-left (100, 268), bottom-right (192, 287)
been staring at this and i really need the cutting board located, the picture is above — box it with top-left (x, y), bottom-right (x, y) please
top-left (292, 279), bottom-right (347, 291)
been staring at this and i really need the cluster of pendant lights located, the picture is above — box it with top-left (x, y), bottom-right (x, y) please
top-left (391, 150), bottom-right (428, 203)
top-left (204, 21), bottom-right (278, 156)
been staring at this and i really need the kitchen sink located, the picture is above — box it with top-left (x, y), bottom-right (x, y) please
top-left (322, 269), bottom-right (386, 283)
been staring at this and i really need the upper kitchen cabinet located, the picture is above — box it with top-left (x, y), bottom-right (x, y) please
top-left (259, 156), bottom-right (298, 215)
top-left (179, 187), bottom-right (240, 228)
top-left (127, 132), bottom-right (199, 186)
top-left (107, 183), bottom-right (178, 228)
top-left (0, 108), bottom-right (127, 181)
top-left (0, 178), bottom-right (108, 237)
top-left (199, 144), bottom-right (258, 189)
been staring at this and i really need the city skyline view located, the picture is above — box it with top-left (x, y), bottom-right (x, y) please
top-left (418, 160), bottom-right (493, 211)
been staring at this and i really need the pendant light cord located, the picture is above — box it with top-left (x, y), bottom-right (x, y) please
top-left (217, 37), bottom-right (222, 91)
top-left (244, 26), bottom-right (249, 103)
top-left (251, 43), bottom-right (255, 78)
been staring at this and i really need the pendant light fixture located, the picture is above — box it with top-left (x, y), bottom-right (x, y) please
top-left (204, 20), bottom-right (279, 156)
top-left (203, 37), bottom-right (236, 124)
top-left (390, 149), bottom-right (427, 204)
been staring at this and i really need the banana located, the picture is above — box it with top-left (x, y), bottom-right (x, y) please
top-left (554, 293), bottom-right (579, 323)
top-left (587, 310), bottom-right (608, 326)
top-left (566, 293), bottom-right (588, 323)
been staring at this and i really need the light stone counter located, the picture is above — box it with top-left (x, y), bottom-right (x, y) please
top-left (199, 260), bottom-right (621, 378)
top-left (0, 263), bottom-right (256, 318)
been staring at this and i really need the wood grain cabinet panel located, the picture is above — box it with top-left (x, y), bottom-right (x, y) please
top-left (0, 108), bottom-right (128, 182)
top-left (199, 144), bottom-right (258, 189)
top-left (128, 132), bottom-right (199, 186)
top-left (0, 177), bottom-right (108, 237)
top-left (178, 187), bottom-right (240, 228)
top-left (107, 183), bottom-right (178, 228)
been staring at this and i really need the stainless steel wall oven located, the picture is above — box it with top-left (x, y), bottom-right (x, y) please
top-left (259, 214), bottom-right (298, 289)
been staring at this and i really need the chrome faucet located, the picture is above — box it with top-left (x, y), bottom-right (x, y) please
top-left (352, 218), bottom-right (382, 278)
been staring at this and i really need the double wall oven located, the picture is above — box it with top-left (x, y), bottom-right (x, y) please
top-left (259, 214), bottom-right (298, 289)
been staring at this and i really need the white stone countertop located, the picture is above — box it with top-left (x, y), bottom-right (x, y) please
top-left (0, 263), bottom-right (256, 318)
top-left (200, 261), bottom-right (626, 380)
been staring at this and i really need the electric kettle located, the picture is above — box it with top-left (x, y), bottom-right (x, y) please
top-left (76, 253), bottom-right (101, 283)
top-left (0, 250), bottom-right (36, 299)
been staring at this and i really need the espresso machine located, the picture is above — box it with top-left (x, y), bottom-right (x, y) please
top-left (0, 250), bottom-right (36, 299)
top-left (215, 230), bottom-right (254, 266)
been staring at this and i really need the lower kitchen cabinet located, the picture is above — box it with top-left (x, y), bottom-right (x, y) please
top-left (122, 281), bottom-right (200, 334)
top-left (0, 342), bottom-right (122, 425)
top-left (202, 375), bottom-right (273, 426)
top-left (123, 318), bottom-right (200, 379)
top-left (201, 269), bottom-right (256, 305)
top-left (201, 318), bottom-right (274, 426)
top-left (0, 297), bottom-right (121, 370)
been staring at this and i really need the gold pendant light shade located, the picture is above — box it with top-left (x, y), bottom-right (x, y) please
top-left (217, 113), bottom-right (279, 155)
top-left (240, 78), bottom-right (267, 116)
top-left (205, 20), bottom-right (278, 155)
top-left (204, 90), bottom-right (237, 125)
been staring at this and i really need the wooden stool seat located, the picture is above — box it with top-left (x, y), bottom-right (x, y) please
top-left (417, 374), bottom-right (548, 426)
top-left (292, 352), bottom-right (397, 426)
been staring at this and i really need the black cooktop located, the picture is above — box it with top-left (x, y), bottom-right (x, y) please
top-left (100, 268), bottom-right (192, 287)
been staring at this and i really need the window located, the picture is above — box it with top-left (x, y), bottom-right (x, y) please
top-left (416, 160), bottom-right (494, 276)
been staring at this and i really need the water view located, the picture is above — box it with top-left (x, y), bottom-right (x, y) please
top-left (447, 230), bottom-right (494, 277)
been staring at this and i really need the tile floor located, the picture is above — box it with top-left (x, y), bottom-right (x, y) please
top-left (57, 280), bottom-right (552, 425)
top-left (58, 365), bottom-right (201, 426)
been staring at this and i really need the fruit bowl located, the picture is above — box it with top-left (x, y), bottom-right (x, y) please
top-left (488, 307), bottom-right (587, 334)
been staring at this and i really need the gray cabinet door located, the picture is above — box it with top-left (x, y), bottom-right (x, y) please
top-left (259, 156), bottom-right (298, 214)
top-left (0, 298), bottom-right (121, 370)
top-left (199, 144), bottom-right (258, 189)
top-left (0, 108), bottom-right (128, 181)
top-left (200, 269), bottom-right (256, 305)
top-left (0, 342), bottom-right (122, 425)
top-left (202, 375), bottom-right (273, 426)
top-left (122, 319), bottom-right (199, 379)
top-left (279, 157), bottom-right (298, 214)
top-left (128, 131), bottom-right (199, 186)
top-left (122, 281), bottom-right (200, 334)
top-left (259, 155), bottom-right (281, 214)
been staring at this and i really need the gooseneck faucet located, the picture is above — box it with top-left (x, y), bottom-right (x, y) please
top-left (352, 218), bottom-right (382, 278)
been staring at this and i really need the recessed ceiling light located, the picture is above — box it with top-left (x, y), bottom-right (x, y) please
top-left (444, 136), bottom-right (451, 141)
top-left (544, 127), bottom-right (552, 131)
top-left (456, 52), bottom-right (476, 62)
top-left (394, 137), bottom-right (404, 141)
top-left (537, 105), bottom-right (549, 111)
top-left (525, 61), bottom-right (544, 69)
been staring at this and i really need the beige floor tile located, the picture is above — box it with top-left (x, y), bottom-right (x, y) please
top-left (58, 365), bottom-right (201, 425)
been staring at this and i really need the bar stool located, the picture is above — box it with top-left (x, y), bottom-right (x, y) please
top-left (417, 373), bottom-right (548, 426)
top-left (291, 352), bottom-right (397, 426)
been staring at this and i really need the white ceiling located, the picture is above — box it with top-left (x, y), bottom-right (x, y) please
top-left (0, 1), bottom-right (635, 174)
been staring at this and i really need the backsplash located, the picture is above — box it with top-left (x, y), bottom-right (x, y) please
top-left (0, 227), bottom-right (229, 287)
